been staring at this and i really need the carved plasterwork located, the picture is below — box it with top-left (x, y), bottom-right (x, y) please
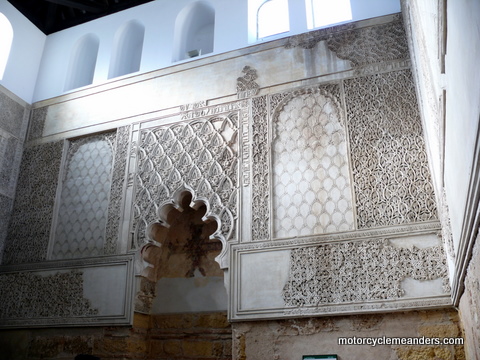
top-left (272, 86), bottom-right (354, 238)
top-left (3, 141), bottom-right (63, 264)
top-left (251, 95), bottom-right (270, 240)
top-left (0, 194), bottom-right (13, 262)
top-left (285, 16), bottom-right (408, 68)
top-left (131, 113), bottom-right (239, 263)
top-left (282, 239), bottom-right (449, 308)
top-left (105, 126), bottom-right (131, 255)
top-left (28, 107), bottom-right (48, 141)
top-left (0, 90), bottom-right (26, 139)
top-left (0, 270), bottom-right (97, 319)
top-left (440, 189), bottom-right (455, 259)
top-left (344, 69), bottom-right (437, 228)
top-left (237, 66), bottom-right (259, 99)
top-left (52, 132), bottom-right (116, 260)
top-left (0, 132), bottom-right (19, 195)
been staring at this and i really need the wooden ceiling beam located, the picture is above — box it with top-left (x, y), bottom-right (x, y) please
top-left (43, 0), bottom-right (108, 13)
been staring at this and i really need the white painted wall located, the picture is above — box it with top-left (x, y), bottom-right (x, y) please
top-left (0, 0), bottom-right (45, 103)
top-left (0, 0), bottom-right (400, 103)
top-left (443, 0), bottom-right (480, 247)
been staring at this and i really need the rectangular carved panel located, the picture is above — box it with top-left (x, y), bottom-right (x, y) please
top-left (344, 69), bottom-right (437, 228)
top-left (3, 141), bottom-right (63, 264)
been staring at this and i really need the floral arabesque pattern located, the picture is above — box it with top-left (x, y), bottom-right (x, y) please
top-left (344, 69), bottom-right (437, 228)
top-left (282, 239), bottom-right (449, 307)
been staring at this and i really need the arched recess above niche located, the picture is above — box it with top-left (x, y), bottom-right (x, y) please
top-left (108, 20), bottom-right (145, 79)
top-left (64, 33), bottom-right (99, 91)
top-left (172, 1), bottom-right (215, 62)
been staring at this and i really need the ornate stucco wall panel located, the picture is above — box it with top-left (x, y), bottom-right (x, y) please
top-left (0, 255), bottom-right (134, 328)
top-left (130, 108), bottom-right (241, 269)
top-left (51, 132), bottom-right (116, 260)
top-left (0, 87), bottom-right (30, 262)
top-left (3, 141), bottom-right (63, 264)
top-left (344, 69), bottom-right (437, 228)
top-left (231, 223), bottom-right (451, 320)
top-left (272, 86), bottom-right (355, 238)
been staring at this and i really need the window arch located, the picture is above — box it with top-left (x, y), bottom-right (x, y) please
top-left (64, 33), bottom-right (99, 91)
top-left (306, 0), bottom-right (352, 29)
top-left (108, 20), bottom-right (145, 79)
top-left (0, 13), bottom-right (13, 80)
top-left (257, 0), bottom-right (289, 39)
top-left (172, 1), bottom-right (215, 62)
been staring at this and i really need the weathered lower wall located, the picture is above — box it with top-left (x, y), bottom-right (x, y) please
top-left (0, 312), bottom-right (231, 360)
top-left (232, 309), bottom-right (464, 360)
top-left (458, 235), bottom-right (480, 360)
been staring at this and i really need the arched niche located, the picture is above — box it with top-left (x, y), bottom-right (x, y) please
top-left (0, 12), bottom-right (13, 80)
top-left (140, 189), bottom-right (222, 283)
top-left (108, 20), bottom-right (145, 79)
top-left (64, 33), bottom-right (99, 91)
top-left (172, 1), bottom-right (215, 62)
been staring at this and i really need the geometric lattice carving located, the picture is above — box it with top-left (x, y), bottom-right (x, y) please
top-left (105, 126), bottom-right (130, 255)
top-left (0, 270), bottom-right (98, 319)
top-left (282, 239), bottom-right (449, 307)
top-left (344, 70), bottom-right (437, 228)
top-left (132, 114), bottom-right (238, 251)
top-left (251, 95), bottom-right (270, 241)
top-left (52, 133), bottom-right (115, 260)
top-left (285, 16), bottom-right (409, 68)
top-left (3, 141), bottom-right (63, 264)
top-left (272, 87), bottom-right (354, 238)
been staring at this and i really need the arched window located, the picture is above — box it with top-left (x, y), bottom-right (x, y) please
top-left (306, 0), bottom-right (352, 29)
top-left (64, 34), bottom-right (99, 91)
top-left (0, 13), bottom-right (13, 80)
top-left (173, 1), bottom-right (215, 62)
top-left (108, 20), bottom-right (145, 79)
top-left (257, 0), bottom-right (289, 39)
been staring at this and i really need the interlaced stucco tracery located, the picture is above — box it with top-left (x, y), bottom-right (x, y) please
top-left (132, 114), bottom-right (239, 260)
top-left (282, 239), bottom-right (449, 307)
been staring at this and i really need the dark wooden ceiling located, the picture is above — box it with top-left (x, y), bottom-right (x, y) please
top-left (8, 0), bottom-right (154, 34)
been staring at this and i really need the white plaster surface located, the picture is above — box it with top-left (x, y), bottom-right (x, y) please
top-left (83, 265), bottom-right (128, 316)
top-left (152, 275), bottom-right (228, 314)
top-left (239, 250), bottom-right (291, 310)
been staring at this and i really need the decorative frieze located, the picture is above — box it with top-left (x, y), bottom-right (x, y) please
top-left (3, 141), bottom-right (63, 264)
top-left (282, 239), bottom-right (449, 307)
top-left (344, 69), bottom-right (437, 228)
top-left (251, 95), bottom-right (269, 241)
top-left (105, 126), bottom-right (131, 255)
top-left (181, 101), bottom-right (245, 121)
